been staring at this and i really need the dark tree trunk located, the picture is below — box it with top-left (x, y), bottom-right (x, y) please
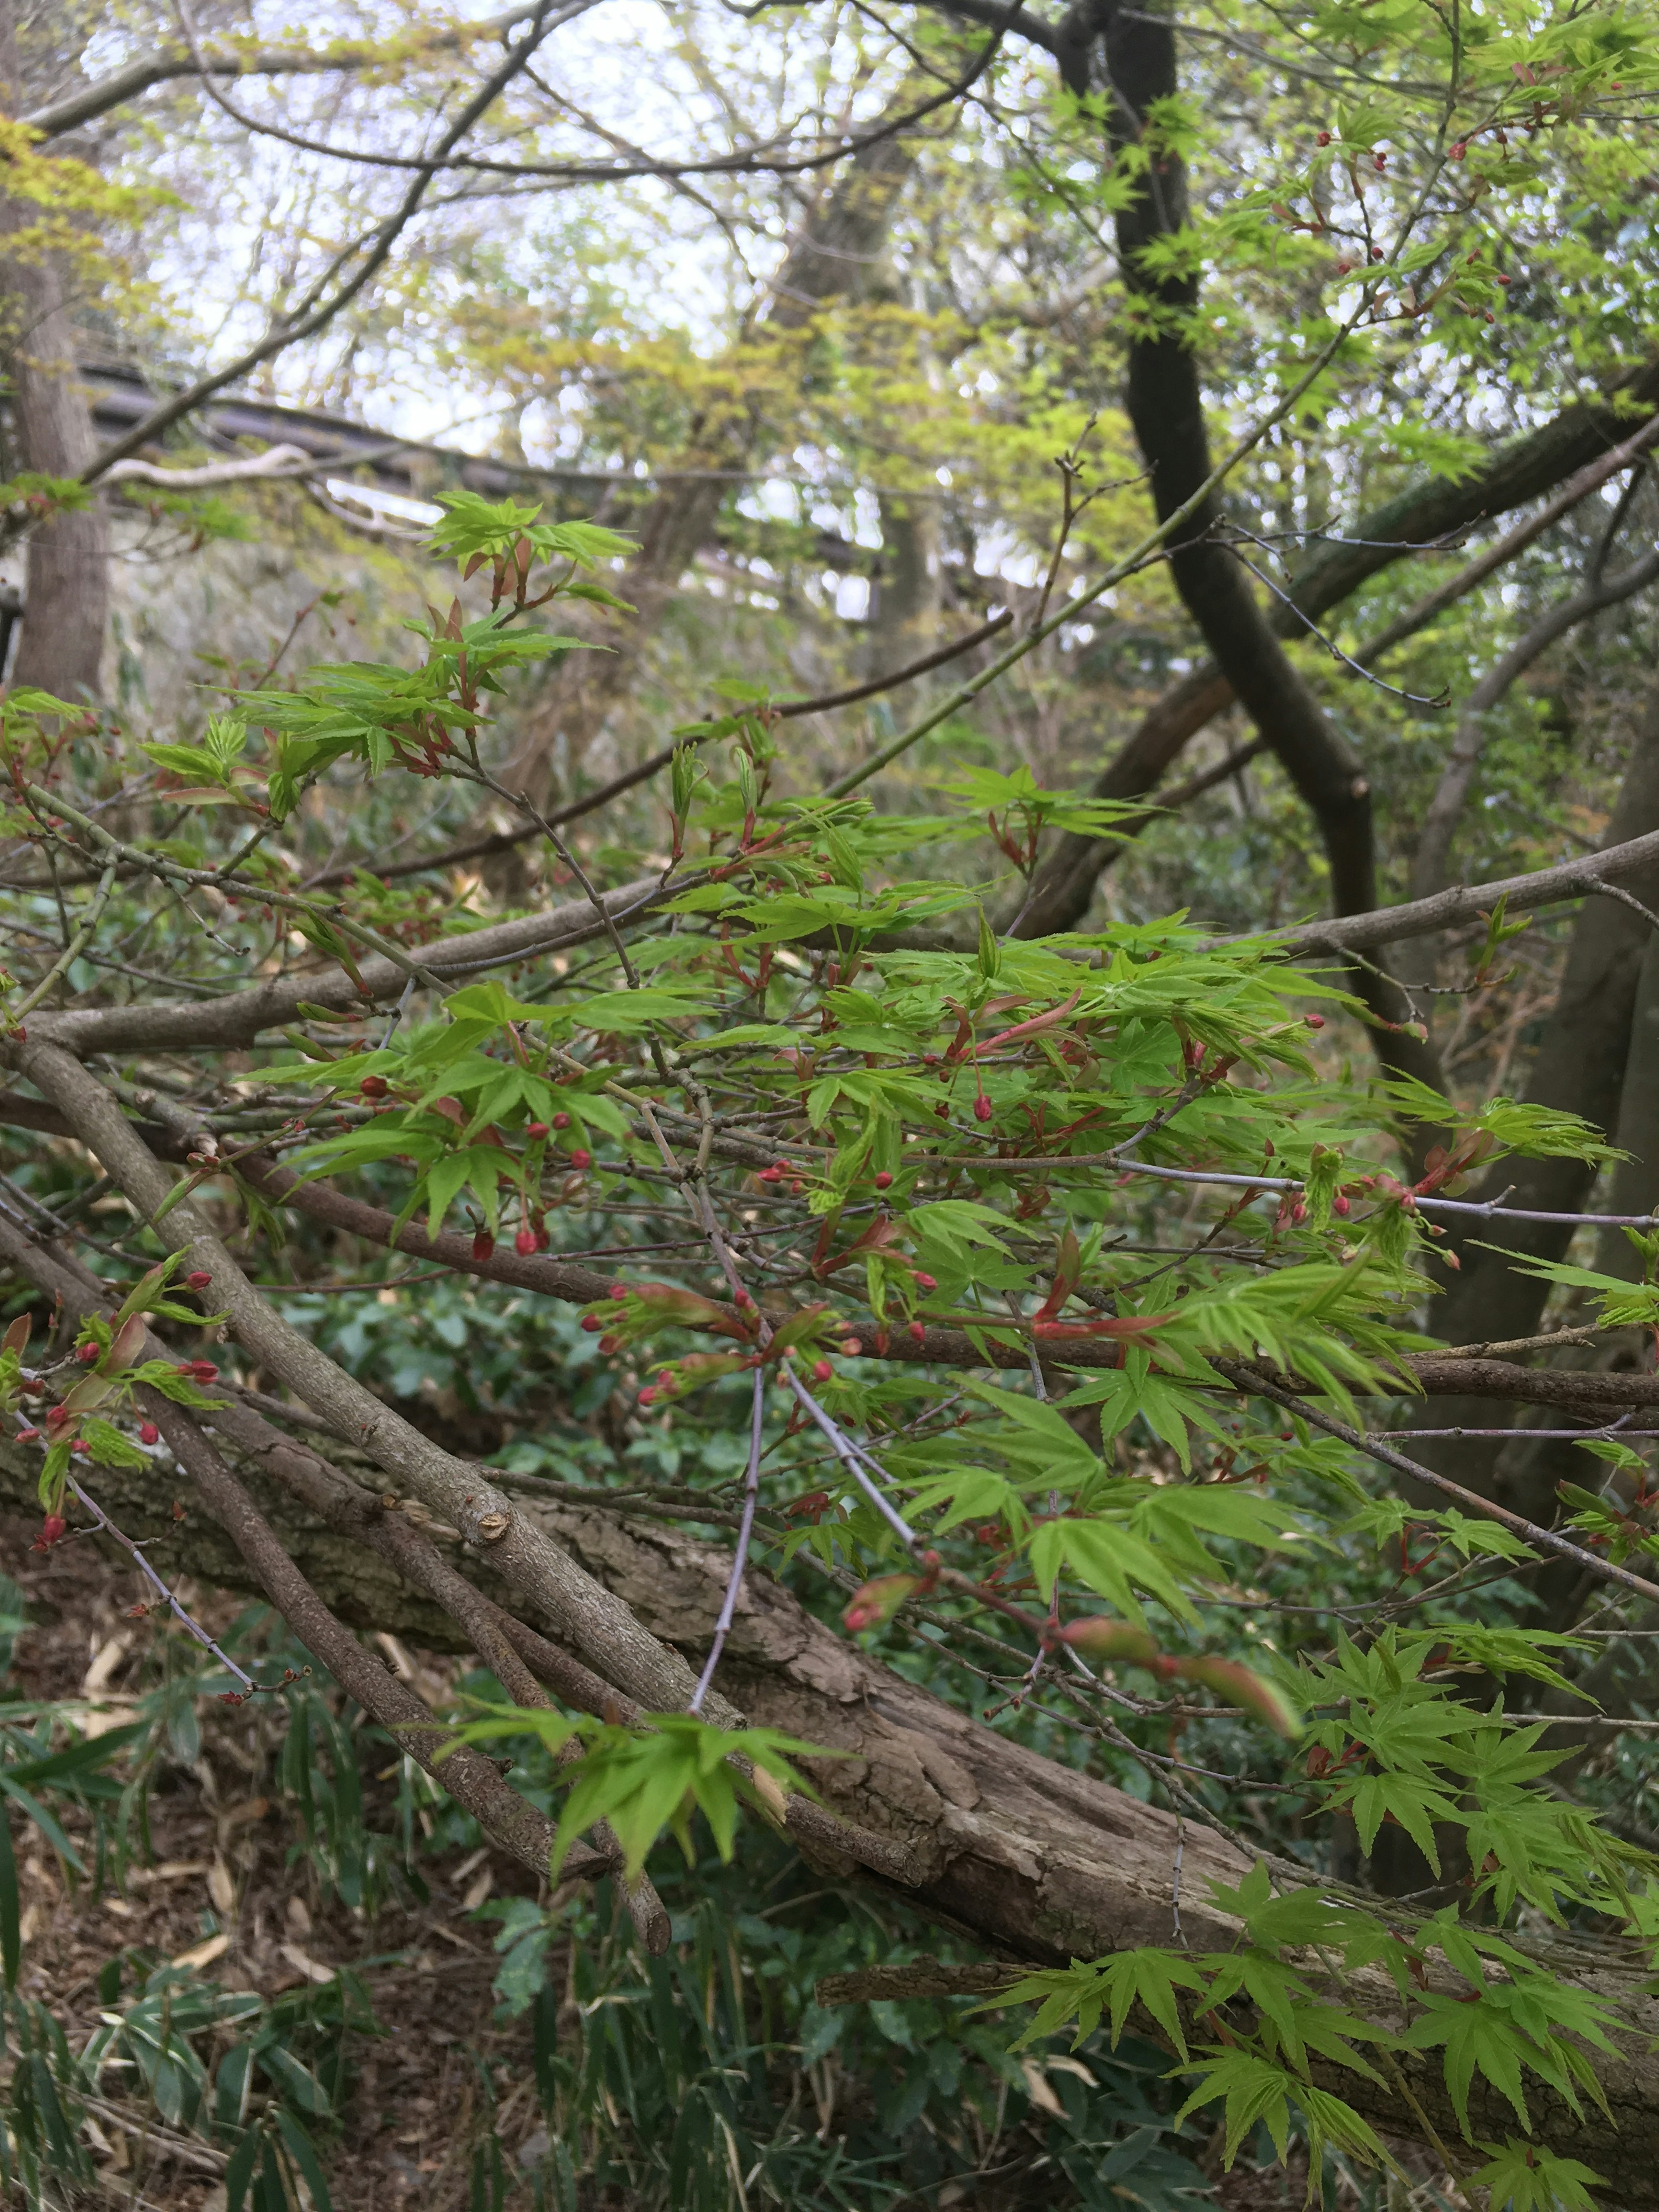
top-left (1406, 701), bottom-right (1659, 1517)
top-left (1049, 0), bottom-right (1441, 1117)
top-left (1015, 378), bottom-right (1659, 941)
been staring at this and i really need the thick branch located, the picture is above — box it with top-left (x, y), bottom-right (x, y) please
top-left (1019, 365), bottom-right (1659, 938)
top-left (1219, 821), bottom-right (1659, 961)
top-left (0, 1217), bottom-right (607, 1888)
top-left (4, 1038), bottom-right (738, 1726)
top-left (1077, 2), bottom-right (1438, 1122)
top-left (22, 869), bottom-right (667, 1055)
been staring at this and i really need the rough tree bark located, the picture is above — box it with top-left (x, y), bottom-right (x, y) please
top-left (3, 1422), bottom-right (1656, 2191)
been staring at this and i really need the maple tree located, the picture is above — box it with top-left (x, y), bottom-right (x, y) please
top-left (4, 0), bottom-right (1659, 2205)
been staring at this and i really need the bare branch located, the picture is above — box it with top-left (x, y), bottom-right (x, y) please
top-left (1357, 407), bottom-right (1659, 666)
top-left (83, 5), bottom-right (565, 484)
top-left (24, 6), bottom-right (545, 138)
top-left (1220, 821), bottom-right (1659, 962)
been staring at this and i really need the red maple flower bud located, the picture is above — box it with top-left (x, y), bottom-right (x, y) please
top-left (191, 1361), bottom-right (219, 1382)
top-left (525, 1122), bottom-right (550, 1140)
top-left (1449, 141), bottom-right (1466, 159)
top-left (839, 1337), bottom-right (862, 1357)
top-left (45, 1404), bottom-right (71, 1430)
top-left (359, 1074), bottom-right (388, 1098)
top-left (973, 1094), bottom-right (993, 1122)
top-left (909, 1320), bottom-right (926, 1342)
top-left (1305, 1013), bottom-right (1325, 1029)
top-left (912, 1272), bottom-right (937, 1293)
top-left (638, 1386), bottom-right (657, 1405)
top-left (15, 1425), bottom-right (38, 1443)
top-left (758, 1165), bottom-right (783, 1183)
top-left (472, 1232), bottom-right (496, 1263)
top-left (812, 1358), bottom-right (833, 1383)
top-left (874, 1170), bottom-right (893, 1189)
top-left (139, 1422), bottom-right (160, 1445)
top-left (569, 1148), bottom-right (591, 1170)
top-left (515, 1227), bottom-right (538, 1256)
top-left (552, 1112), bottom-right (571, 1129)
top-left (1316, 130), bottom-right (1331, 145)
top-left (186, 1270), bottom-right (213, 1290)
top-left (76, 1341), bottom-right (100, 1363)
top-left (1373, 151), bottom-right (1386, 168)
top-left (34, 1513), bottom-right (67, 1550)
top-left (934, 1102), bottom-right (949, 1119)
top-left (580, 1313), bottom-right (603, 1331)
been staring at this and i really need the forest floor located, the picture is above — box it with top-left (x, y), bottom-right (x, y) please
top-left (3, 1507), bottom-right (551, 2211)
top-left (0, 1508), bottom-right (1402, 2212)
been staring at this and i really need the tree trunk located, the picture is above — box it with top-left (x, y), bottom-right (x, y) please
top-left (1406, 699), bottom-right (1659, 1517)
top-left (1065, 0), bottom-right (1440, 1117)
top-left (0, 2), bottom-right (110, 700)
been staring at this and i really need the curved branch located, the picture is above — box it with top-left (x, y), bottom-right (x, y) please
top-left (1357, 410), bottom-right (1659, 667)
top-left (1409, 545), bottom-right (1659, 919)
top-left (25, 8), bottom-right (543, 138)
top-left (1018, 368), bottom-right (1659, 938)
top-left (6, 1039), bottom-right (739, 1729)
top-left (1071, 2), bottom-right (1440, 1116)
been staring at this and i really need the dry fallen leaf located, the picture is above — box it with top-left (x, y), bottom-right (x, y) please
top-left (208, 1858), bottom-right (236, 1916)
top-left (173, 1932), bottom-right (231, 1971)
top-left (278, 1941), bottom-right (335, 1986)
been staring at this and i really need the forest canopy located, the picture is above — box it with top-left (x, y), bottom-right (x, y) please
top-left (4, 0), bottom-right (1659, 2206)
